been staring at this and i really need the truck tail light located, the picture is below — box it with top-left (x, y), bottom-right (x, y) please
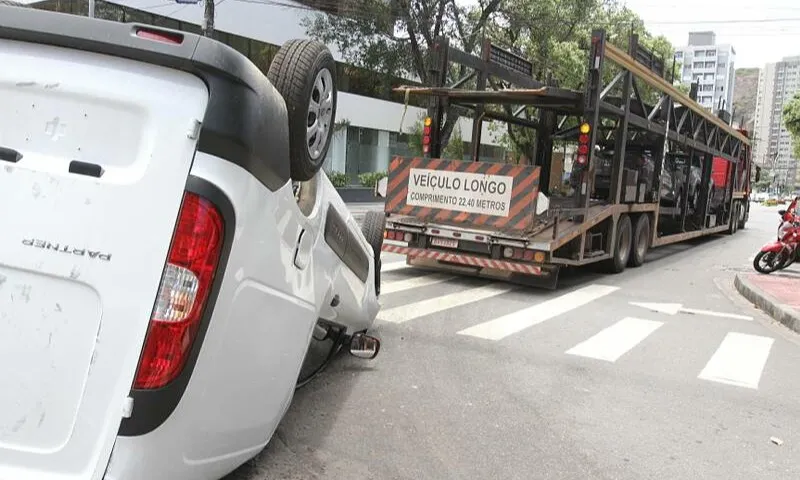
top-left (422, 117), bottom-right (432, 155)
top-left (576, 122), bottom-right (591, 165)
top-left (384, 229), bottom-right (413, 242)
top-left (134, 192), bottom-right (225, 389)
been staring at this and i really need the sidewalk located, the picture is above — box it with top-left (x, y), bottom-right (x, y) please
top-left (735, 271), bottom-right (800, 334)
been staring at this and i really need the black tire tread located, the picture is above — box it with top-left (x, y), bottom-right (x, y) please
top-left (628, 213), bottom-right (650, 268)
top-left (267, 39), bottom-right (337, 182)
top-left (361, 211), bottom-right (386, 295)
top-left (604, 214), bottom-right (632, 274)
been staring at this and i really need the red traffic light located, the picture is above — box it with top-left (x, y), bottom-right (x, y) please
top-left (578, 144), bottom-right (589, 155)
top-left (577, 154), bottom-right (588, 165)
top-left (423, 126), bottom-right (431, 135)
top-left (579, 134), bottom-right (589, 144)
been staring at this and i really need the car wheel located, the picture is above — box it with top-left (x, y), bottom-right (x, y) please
top-left (267, 39), bottom-right (338, 182)
top-left (361, 211), bottom-right (386, 296)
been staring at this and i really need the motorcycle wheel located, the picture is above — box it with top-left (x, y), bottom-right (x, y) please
top-left (753, 250), bottom-right (784, 274)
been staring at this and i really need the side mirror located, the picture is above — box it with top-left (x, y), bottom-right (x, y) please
top-left (348, 332), bottom-right (381, 359)
top-left (778, 209), bottom-right (787, 216)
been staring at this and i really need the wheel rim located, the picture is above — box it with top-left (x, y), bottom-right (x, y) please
top-left (306, 67), bottom-right (334, 160)
top-left (756, 251), bottom-right (779, 273)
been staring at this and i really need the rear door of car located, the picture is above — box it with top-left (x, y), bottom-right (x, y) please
top-left (0, 33), bottom-right (209, 479)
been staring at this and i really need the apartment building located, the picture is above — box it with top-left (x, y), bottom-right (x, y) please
top-left (18, 0), bottom-right (506, 184)
top-left (754, 56), bottom-right (800, 189)
top-left (675, 31), bottom-right (735, 113)
top-left (754, 63), bottom-right (776, 167)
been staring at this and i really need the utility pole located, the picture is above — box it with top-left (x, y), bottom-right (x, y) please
top-left (88, 0), bottom-right (95, 17)
top-left (202, 0), bottom-right (215, 37)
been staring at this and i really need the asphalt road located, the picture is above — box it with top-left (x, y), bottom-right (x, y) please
top-left (228, 202), bottom-right (800, 480)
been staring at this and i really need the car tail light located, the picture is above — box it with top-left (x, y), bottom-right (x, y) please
top-left (135, 27), bottom-right (184, 45)
top-left (134, 192), bottom-right (224, 389)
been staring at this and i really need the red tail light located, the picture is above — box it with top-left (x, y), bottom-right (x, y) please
top-left (134, 192), bottom-right (224, 389)
top-left (576, 122), bottom-right (591, 166)
top-left (135, 27), bottom-right (184, 45)
top-left (422, 117), bottom-right (433, 154)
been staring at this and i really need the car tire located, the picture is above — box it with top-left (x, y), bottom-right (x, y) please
top-left (361, 211), bottom-right (386, 296)
top-left (267, 39), bottom-right (338, 182)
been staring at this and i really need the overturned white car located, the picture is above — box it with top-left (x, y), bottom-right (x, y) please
top-left (0, 5), bottom-right (384, 480)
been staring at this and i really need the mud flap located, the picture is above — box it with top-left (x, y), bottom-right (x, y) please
top-left (408, 256), bottom-right (561, 289)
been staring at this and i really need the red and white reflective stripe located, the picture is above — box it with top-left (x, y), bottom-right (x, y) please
top-left (382, 244), bottom-right (543, 275)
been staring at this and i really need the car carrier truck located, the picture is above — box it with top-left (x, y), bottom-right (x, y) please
top-left (379, 30), bottom-right (757, 289)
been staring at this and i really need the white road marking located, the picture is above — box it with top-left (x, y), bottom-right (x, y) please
top-left (381, 273), bottom-right (455, 295)
top-left (378, 284), bottom-right (514, 324)
top-left (698, 332), bottom-right (775, 389)
top-left (629, 302), bottom-right (753, 321)
top-left (565, 317), bottom-right (663, 362)
top-left (457, 284), bottom-right (620, 341)
top-left (382, 261), bottom-right (409, 272)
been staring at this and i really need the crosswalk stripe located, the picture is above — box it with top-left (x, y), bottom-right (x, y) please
top-left (378, 283), bottom-right (514, 324)
top-left (457, 284), bottom-right (620, 341)
top-left (565, 317), bottom-right (663, 362)
top-left (698, 332), bottom-right (774, 389)
top-left (381, 273), bottom-right (456, 295)
top-left (382, 261), bottom-right (408, 272)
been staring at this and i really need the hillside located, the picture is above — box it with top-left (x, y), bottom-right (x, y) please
top-left (733, 68), bottom-right (759, 129)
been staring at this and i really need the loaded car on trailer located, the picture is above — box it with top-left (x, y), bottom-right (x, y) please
top-left (0, 5), bottom-right (385, 480)
top-left (379, 30), bottom-right (757, 289)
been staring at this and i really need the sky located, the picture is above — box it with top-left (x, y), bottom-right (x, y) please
top-left (625, 0), bottom-right (800, 68)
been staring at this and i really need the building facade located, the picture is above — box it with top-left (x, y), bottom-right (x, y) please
top-left (754, 63), bottom-right (776, 168)
top-left (21, 0), bottom-right (507, 186)
top-left (753, 56), bottom-right (800, 190)
top-left (675, 31), bottom-right (735, 113)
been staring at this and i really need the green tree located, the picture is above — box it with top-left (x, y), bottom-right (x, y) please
top-left (304, 0), bottom-right (677, 162)
top-left (783, 92), bottom-right (800, 160)
top-left (303, 0), bottom-right (503, 148)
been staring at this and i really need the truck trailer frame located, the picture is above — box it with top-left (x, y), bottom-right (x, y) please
top-left (381, 30), bottom-right (756, 289)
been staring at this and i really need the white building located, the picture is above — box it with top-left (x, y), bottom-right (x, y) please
top-left (754, 63), bottom-right (776, 168)
top-left (675, 31), bottom-right (735, 113)
top-left (23, 0), bottom-right (506, 184)
top-left (753, 56), bottom-right (800, 189)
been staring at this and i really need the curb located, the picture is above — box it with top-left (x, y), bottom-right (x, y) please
top-left (734, 273), bottom-right (800, 334)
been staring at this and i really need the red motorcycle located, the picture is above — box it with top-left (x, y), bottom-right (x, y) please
top-left (753, 198), bottom-right (800, 274)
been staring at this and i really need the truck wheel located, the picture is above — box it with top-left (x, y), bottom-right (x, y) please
top-left (738, 201), bottom-right (747, 229)
top-left (628, 214), bottom-right (650, 268)
top-left (604, 214), bottom-right (632, 273)
top-left (728, 202), bottom-right (739, 234)
top-left (361, 211), bottom-right (386, 296)
top-left (267, 39), bottom-right (337, 182)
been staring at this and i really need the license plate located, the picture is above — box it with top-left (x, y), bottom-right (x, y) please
top-left (431, 237), bottom-right (458, 249)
